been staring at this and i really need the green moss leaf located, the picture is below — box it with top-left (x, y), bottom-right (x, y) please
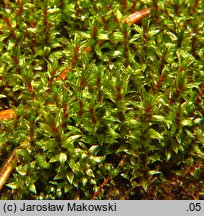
top-left (66, 171), bottom-right (74, 184)
top-left (86, 168), bottom-right (95, 178)
top-left (148, 128), bottom-right (163, 141)
top-left (59, 152), bottom-right (67, 164)
top-left (29, 183), bottom-right (37, 194)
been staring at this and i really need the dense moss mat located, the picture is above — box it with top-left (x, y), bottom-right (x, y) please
top-left (0, 0), bottom-right (203, 199)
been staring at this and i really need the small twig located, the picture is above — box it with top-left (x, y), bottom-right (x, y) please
top-left (0, 150), bottom-right (16, 191)
top-left (0, 140), bottom-right (30, 191)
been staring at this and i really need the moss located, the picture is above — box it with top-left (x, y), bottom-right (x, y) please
top-left (0, 0), bottom-right (203, 199)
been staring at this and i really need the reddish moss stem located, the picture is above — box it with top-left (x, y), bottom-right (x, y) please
top-left (92, 175), bottom-right (111, 199)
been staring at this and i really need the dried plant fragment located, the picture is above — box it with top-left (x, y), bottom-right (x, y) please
top-left (122, 7), bottom-right (152, 24)
top-left (0, 150), bottom-right (16, 191)
top-left (0, 140), bottom-right (30, 191)
top-left (0, 109), bottom-right (16, 121)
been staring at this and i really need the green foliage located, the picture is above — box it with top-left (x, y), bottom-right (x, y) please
top-left (0, 0), bottom-right (203, 199)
